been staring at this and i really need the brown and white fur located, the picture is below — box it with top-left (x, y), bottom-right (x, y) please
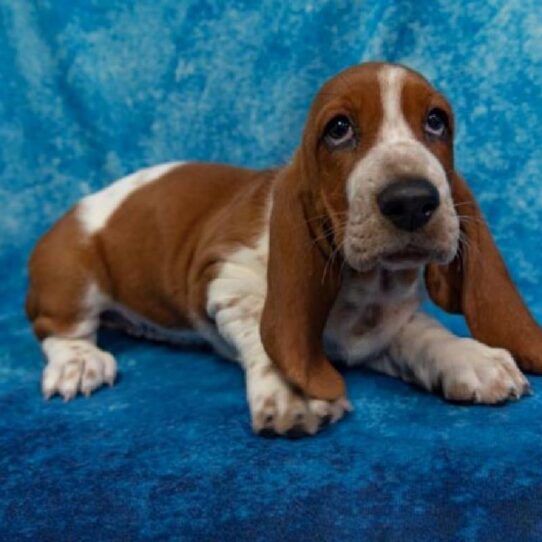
top-left (26, 63), bottom-right (542, 437)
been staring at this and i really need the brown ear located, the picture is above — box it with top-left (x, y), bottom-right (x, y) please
top-left (426, 173), bottom-right (542, 372)
top-left (260, 167), bottom-right (346, 401)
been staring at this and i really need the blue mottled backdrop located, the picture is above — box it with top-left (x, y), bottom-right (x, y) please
top-left (1, 1), bottom-right (541, 540)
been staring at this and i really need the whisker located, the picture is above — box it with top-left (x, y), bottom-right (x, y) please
top-left (457, 214), bottom-right (485, 226)
top-left (319, 220), bottom-right (347, 284)
top-left (458, 229), bottom-right (481, 260)
top-left (306, 211), bottom-right (349, 224)
top-left (310, 218), bottom-right (347, 246)
top-left (453, 201), bottom-right (476, 209)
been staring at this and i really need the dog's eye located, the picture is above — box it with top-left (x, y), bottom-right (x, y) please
top-left (323, 115), bottom-right (355, 150)
top-left (424, 108), bottom-right (449, 138)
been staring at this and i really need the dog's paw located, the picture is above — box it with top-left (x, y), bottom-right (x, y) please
top-left (41, 338), bottom-right (117, 400)
top-left (441, 339), bottom-right (531, 404)
top-left (246, 366), bottom-right (352, 437)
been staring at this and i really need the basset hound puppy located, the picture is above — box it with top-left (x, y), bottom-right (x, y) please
top-left (26, 62), bottom-right (542, 436)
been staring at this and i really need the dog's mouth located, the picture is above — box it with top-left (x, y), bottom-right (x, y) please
top-left (380, 240), bottom-right (455, 269)
top-left (380, 245), bottom-right (443, 269)
top-left (384, 246), bottom-right (428, 262)
top-left (344, 214), bottom-right (460, 272)
top-left (345, 242), bottom-right (450, 272)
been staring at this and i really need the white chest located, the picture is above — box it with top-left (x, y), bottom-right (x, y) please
top-left (323, 268), bottom-right (421, 365)
top-left (205, 225), bottom-right (422, 366)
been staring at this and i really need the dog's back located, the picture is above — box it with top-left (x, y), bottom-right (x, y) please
top-left (26, 161), bottom-right (272, 340)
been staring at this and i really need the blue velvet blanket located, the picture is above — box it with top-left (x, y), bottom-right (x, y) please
top-left (1, 1), bottom-right (541, 540)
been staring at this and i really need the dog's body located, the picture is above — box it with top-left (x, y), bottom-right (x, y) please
top-left (27, 63), bottom-right (542, 435)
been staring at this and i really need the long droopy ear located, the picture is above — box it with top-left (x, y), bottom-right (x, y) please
top-left (426, 173), bottom-right (542, 372)
top-left (260, 166), bottom-right (346, 401)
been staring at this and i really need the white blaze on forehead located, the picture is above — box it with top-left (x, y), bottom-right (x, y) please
top-left (77, 161), bottom-right (186, 235)
top-left (346, 64), bottom-right (451, 204)
top-left (377, 65), bottom-right (414, 143)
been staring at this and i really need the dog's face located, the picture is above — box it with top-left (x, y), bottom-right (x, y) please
top-left (303, 62), bottom-right (459, 272)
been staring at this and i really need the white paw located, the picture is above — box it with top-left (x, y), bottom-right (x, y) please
top-left (41, 338), bottom-right (117, 400)
top-left (440, 339), bottom-right (531, 404)
top-left (246, 365), bottom-right (352, 436)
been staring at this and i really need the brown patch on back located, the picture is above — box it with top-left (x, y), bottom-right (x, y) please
top-left (27, 163), bottom-right (274, 341)
top-left (97, 163), bottom-right (274, 328)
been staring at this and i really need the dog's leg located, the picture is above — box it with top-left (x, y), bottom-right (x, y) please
top-left (207, 276), bottom-right (351, 436)
top-left (368, 312), bottom-right (531, 403)
top-left (31, 282), bottom-right (117, 401)
top-left (27, 215), bottom-right (117, 400)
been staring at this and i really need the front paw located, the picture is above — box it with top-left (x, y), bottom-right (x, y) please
top-left (441, 339), bottom-right (532, 404)
top-left (247, 366), bottom-right (352, 437)
top-left (42, 338), bottom-right (117, 400)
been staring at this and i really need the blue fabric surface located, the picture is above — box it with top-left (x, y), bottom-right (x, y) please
top-left (1, 1), bottom-right (541, 540)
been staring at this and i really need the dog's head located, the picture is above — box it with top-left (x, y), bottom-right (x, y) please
top-left (299, 62), bottom-right (458, 272)
top-left (261, 62), bottom-right (542, 401)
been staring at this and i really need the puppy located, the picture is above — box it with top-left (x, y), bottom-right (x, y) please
top-left (26, 62), bottom-right (542, 436)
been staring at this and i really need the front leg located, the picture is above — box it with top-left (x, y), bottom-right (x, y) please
top-left (207, 276), bottom-right (351, 437)
top-left (370, 312), bottom-right (531, 403)
top-left (246, 360), bottom-right (352, 436)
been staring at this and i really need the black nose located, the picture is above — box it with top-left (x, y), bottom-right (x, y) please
top-left (377, 178), bottom-right (440, 232)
